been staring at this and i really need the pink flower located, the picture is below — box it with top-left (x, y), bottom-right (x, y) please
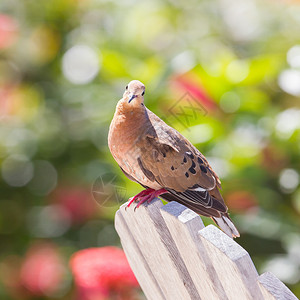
top-left (0, 85), bottom-right (14, 117)
top-left (0, 14), bottom-right (18, 49)
top-left (52, 186), bottom-right (98, 224)
top-left (172, 74), bottom-right (217, 111)
top-left (70, 247), bottom-right (140, 300)
top-left (20, 242), bottom-right (65, 297)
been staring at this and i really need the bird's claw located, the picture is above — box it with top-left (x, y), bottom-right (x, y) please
top-left (125, 188), bottom-right (167, 212)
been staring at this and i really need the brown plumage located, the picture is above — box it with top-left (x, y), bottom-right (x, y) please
top-left (108, 80), bottom-right (240, 238)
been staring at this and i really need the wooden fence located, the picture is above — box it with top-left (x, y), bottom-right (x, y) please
top-left (115, 198), bottom-right (298, 300)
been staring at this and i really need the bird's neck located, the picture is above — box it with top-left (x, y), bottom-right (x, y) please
top-left (114, 100), bottom-right (149, 125)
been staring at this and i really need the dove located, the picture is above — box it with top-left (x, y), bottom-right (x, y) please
top-left (108, 80), bottom-right (240, 238)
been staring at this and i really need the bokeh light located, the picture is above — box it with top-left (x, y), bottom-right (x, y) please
top-left (62, 45), bottom-right (101, 85)
top-left (279, 168), bottom-right (299, 193)
top-left (278, 69), bottom-right (300, 96)
top-left (0, 0), bottom-right (300, 298)
top-left (1, 155), bottom-right (33, 187)
top-left (287, 45), bottom-right (300, 68)
top-left (219, 92), bottom-right (240, 113)
top-left (27, 205), bottom-right (71, 238)
top-left (275, 108), bottom-right (300, 139)
top-left (20, 243), bottom-right (67, 297)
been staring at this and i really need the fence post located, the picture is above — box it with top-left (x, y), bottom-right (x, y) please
top-left (115, 198), bottom-right (298, 300)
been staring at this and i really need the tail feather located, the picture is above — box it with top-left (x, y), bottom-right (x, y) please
top-left (212, 213), bottom-right (240, 239)
top-left (160, 193), bottom-right (240, 238)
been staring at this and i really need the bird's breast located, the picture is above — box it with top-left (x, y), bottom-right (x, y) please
top-left (108, 113), bottom-right (160, 189)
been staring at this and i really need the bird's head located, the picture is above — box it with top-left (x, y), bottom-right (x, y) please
top-left (123, 80), bottom-right (145, 105)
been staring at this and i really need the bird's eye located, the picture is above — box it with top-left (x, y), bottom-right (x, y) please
top-left (125, 85), bottom-right (128, 90)
top-left (141, 91), bottom-right (145, 96)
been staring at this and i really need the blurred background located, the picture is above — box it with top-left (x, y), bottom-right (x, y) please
top-left (0, 0), bottom-right (300, 299)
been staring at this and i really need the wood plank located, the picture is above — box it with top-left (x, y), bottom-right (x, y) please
top-left (115, 207), bottom-right (165, 300)
top-left (115, 198), bottom-right (298, 300)
top-left (117, 198), bottom-right (199, 300)
top-left (199, 225), bottom-right (264, 300)
top-left (258, 272), bottom-right (298, 300)
top-left (161, 201), bottom-right (228, 300)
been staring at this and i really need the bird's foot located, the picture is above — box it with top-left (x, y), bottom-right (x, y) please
top-left (126, 188), bottom-right (167, 211)
top-left (127, 189), bottom-right (155, 208)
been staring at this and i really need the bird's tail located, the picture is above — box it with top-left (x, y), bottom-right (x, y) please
top-left (212, 213), bottom-right (240, 239)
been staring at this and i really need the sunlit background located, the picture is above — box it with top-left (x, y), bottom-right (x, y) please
top-left (0, 0), bottom-right (300, 299)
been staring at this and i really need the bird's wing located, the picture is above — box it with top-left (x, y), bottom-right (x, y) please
top-left (135, 109), bottom-right (227, 213)
top-left (160, 192), bottom-right (221, 217)
top-left (119, 165), bottom-right (139, 184)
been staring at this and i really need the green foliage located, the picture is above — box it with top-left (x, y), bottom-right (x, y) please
top-left (0, 0), bottom-right (300, 298)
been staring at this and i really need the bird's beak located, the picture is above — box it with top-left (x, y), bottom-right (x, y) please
top-left (128, 94), bottom-right (136, 103)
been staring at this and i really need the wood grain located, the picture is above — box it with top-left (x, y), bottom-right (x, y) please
top-left (258, 272), bottom-right (298, 300)
top-left (115, 198), bottom-right (298, 300)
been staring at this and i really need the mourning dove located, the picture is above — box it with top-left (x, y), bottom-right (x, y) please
top-left (108, 80), bottom-right (240, 238)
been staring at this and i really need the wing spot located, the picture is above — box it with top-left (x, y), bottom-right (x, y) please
top-left (171, 166), bottom-right (175, 170)
top-left (200, 165), bottom-right (207, 173)
top-left (191, 160), bottom-right (196, 168)
top-left (183, 156), bottom-right (187, 163)
top-left (189, 167), bottom-right (196, 174)
top-left (186, 152), bottom-right (194, 159)
top-left (198, 157), bottom-right (203, 164)
top-left (162, 153), bottom-right (166, 158)
top-left (185, 172), bottom-right (189, 178)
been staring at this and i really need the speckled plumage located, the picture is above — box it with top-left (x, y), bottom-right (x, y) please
top-left (108, 80), bottom-right (239, 238)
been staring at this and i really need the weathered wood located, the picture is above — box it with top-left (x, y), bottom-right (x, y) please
top-left (199, 225), bottom-right (263, 300)
top-left (115, 198), bottom-right (298, 300)
top-left (160, 202), bottom-right (226, 300)
top-left (115, 207), bottom-right (165, 300)
top-left (258, 272), bottom-right (298, 300)
top-left (115, 198), bottom-right (198, 300)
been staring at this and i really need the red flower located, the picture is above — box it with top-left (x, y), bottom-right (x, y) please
top-left (226, 190), bottom-right (258, 213)
top-left (20, 242), bottom-right (65, 297)
top-left (70, 247), bottom-right (139, 300)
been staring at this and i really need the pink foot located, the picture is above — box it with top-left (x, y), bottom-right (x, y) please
top-left (127, 189), bottom-right (154, 207)
top-left (126, 188), bottom-right (167, 210)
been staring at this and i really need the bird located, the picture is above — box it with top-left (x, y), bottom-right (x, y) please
top-left (108, 80), bottom-right (240, 238)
